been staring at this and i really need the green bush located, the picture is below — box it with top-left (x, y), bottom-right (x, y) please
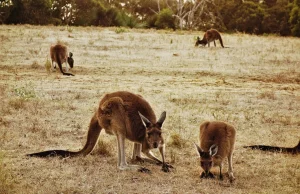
top-left (228, 1), bottom-right (266, 34)
top-left (290, 4), bottom-right (300, 37)
top-left (262, 1), bottom-right (292, 35)
top-left (155, 8), bottom-right (175, 30)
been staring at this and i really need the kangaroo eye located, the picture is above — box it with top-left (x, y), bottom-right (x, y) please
top-left (147, 132), bottom-right (152, 136)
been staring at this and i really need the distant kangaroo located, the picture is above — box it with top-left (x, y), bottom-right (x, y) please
top-left (195, 29), bottom-right (224, 48)
top-left (195, 121), bottom-right (236, 182)
top-left (50, 44), bottom-right (74, 76)
top-left (244, 140), bottom-right (300, 154)
top-left (27, 91), bottom-right (172, 172)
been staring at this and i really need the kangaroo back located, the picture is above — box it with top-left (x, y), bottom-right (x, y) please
top-left (200, 121), bottom-right (235, 158)
top-left (197, 121), bottom-right (236, 181)
top-left (55, 48), bottom-right (74, 76)
top-left (51, 44), bottom-right (74, 76)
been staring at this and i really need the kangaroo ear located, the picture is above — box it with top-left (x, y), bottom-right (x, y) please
top-left (209, 144), bottom-right (218, 156)
top-left (194, 142), bottom-right (204, 156)
top-left (157, 111), bottom-right (166, 127)
top-left (138, 112), bottom-right (152, 128)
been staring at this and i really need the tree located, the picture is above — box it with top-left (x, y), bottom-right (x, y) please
top-left (0, 0), bottom-right (13, 23)
top-left (73, 0), bottom-right (98, 26)
top-left (220, 0), bottom-right (241, 31)
top-left (228, 1), bottom-right (266, 34)
top-left (51, 0), bottom-right (77, 25)
top-left (263, 0), bottom-right (292, 35)
top-left (155, 8), bottom-right (175, 29)
top-left (171, 0), bottom-right (199, 30)
top-left (6, 0), bottom-right (53, 24)
top-left (264, 0), bottom-right (278, 7)
top-left (290, 0), bottom-right (300, 36)
top-left (191, 0), bottom-right (225, 30)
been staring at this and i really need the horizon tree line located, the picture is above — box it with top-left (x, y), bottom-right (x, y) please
top-left (0, 0), bottom-right (300, 37)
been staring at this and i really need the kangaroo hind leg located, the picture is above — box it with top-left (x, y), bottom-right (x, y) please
top-left (116, 134), bottom-right (141, 171)
top-left (132, 143), bottom-right (143, 162)
top-left (227, 151), bottom-right (235, 182)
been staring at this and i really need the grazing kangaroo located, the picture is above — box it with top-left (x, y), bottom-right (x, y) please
top-left (195, 29), bottom-right (224, 48)
top-left (244, 140), bottom-right (300, 154)
top-left (27, 91), bottom-right (172, 172)
top-left (50, 44), bottom-right (74, 76)
top-left (195, 121), bottom-right (236, 181)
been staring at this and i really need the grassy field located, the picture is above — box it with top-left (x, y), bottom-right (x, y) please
top-left (0, 25), bottom-right (299, 194)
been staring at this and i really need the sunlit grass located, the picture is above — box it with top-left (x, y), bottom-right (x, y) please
top-left (0, 25), bottom-right (299, 194)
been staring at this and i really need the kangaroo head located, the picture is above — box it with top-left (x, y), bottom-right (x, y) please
top-left (195, 36), bottom-right (201, 46)
top-left (68, 52), bottom-right (74, 68)
top-left (139, 111), bottom-right (166, 149)
top-left (195, 144), bottom-right (218, 175)
top-left (195, 36), bottom-right (207, 47)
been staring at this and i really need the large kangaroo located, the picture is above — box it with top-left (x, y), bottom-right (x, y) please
top-left (50, 44), bottom-right (74, 76)
top-left (27, 91), bottom-right (172, 172)
top-left (244, 140), bottom-right (300, 154)
top-left (195, 121), bottom-right (236, 182)
top-left (195, 29), bottom-right (224, 48)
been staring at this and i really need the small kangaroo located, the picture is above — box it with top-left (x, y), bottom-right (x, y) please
top-left (244, 140), bottom-right (300, 154)
top-left (195, 29), bottom-right (224, 48)
top-left (27, 91), bottom-right (172, 172)
top-left (50, 44), bottom-right (74, 76)
top-left (195, 121), bottom-right (236, 181)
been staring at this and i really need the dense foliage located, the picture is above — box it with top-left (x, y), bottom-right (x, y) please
top-left (0, 0), bottom-right (299, 36)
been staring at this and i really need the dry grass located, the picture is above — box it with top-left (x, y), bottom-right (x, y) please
top-left (0, 25), bottom-right (299, 194)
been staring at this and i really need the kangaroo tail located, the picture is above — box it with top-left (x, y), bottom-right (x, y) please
top-left (219, 36), bottom-right (224, 48)
top-left (26, 150), bottom-right (78, 158)
top-left (244, 140), bottom-right (300, 154)
top-left (27, 113), bottom-right (102, 158)
top-left (56, 50), bottom-right (74, 76)
top-left (243, 145), bottom-right (282, 152)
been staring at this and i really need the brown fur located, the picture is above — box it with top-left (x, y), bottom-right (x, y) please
top-left (195, 121), bottom-right (236, 181)
top-left (27, 91), bottom-right (172, 172)
top-left (195, 29), bottom-right (224, 48)
top-left (50, 44), bottom-right (74, 76)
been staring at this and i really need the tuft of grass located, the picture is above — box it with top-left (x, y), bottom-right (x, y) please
top-left (13, 85), bottom-right (36, 100)
top-left (0, 152), bottom-right (15, 194)
top-left (258, 90), bottom-right (276, 100)
top-left (27, 118), bottom-right (42, 133)
top-left (279, 115), bottom-right (292, 126)
top-left (115, 27), bottom-right (127, 34)
top-left (88, 39), bottom-right (94, 46)
top-left (56, 39), bottom-right (68, 46)
top-left (67, 26), bottom-right (73, 33)
top-left (8, 98), bottom-right (26, 110)
top-left (94, 139), bottom-right (113, 156)
top-left (169, 133), bottom-right (186, 148)
top-left (74, 93), bottom-right (82, 100)
top-left (45, 58), bottom-right (51, 73)
top-left (30, 61), bottom-right (40, 69)
top-left (28, 49), bottom-right (39, 55)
